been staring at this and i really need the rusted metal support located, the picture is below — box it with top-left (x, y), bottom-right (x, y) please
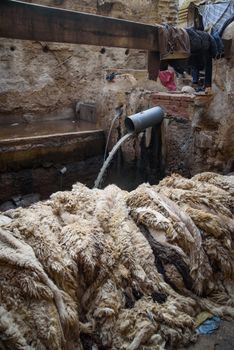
top-left (0, 0), bottom-right (160, 50)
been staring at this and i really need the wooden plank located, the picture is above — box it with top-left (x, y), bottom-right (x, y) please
top-left (148, 51), bottom-right (160, 81)
top-left (0, 0), bottom-right (160, 51)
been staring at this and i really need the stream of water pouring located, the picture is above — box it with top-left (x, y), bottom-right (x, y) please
top-left (103, 107), bottom-right (123, 162)
top-left (94, 132), bottom-right (134, 189)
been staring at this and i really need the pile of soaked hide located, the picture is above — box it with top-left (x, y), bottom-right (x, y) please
top-left (0, 172), bottom-right (234, 350)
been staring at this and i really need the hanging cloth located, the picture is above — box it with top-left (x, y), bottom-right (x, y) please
top-left (159, 69), bottom-right (177, 91)
top-left (198, 2), bottom-right (234, 33)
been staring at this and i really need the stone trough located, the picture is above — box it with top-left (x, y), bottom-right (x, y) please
top-left (0, 119), bottom-right (105, 206)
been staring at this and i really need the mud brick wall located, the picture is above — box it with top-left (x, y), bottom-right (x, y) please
top-left (152, 92), bottom-right (194, 177)
top-left (152, 92), bottom-right (195, 118)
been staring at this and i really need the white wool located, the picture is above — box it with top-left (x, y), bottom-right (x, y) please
top-left (0, 172), bottom-right (233, 349)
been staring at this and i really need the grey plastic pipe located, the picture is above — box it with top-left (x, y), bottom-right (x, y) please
top-left (125, 106), bottom-right (164, 133)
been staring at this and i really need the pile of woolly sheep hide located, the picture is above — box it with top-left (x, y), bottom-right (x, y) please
top-left (0, 172), bottom-right (234, 350)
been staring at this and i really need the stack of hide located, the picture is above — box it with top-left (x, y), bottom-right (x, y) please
top-left (0, 172), bottom-right (233, 350)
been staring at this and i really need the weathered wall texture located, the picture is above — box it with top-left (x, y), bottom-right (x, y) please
top-left (0, 0), bottom-right (178, 124)
top-left (0, 0), bottom-right (179, 202)
top-left (24, 0), bottom-right (178, 23)
top-left (190, 57), bottom-right (234, 175)
top-left (190, 21), bottom-right (234, 175)
top-left (152, 93), bottom-right (194, 177)
top-left (155, 56), bottom-right (234, 177)
top-left (1, 0), bottom-right (233, 194)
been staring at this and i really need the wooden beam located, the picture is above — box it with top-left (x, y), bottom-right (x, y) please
top-left (148, 51), bottom-right (160, 81)
top-left (0, 0), bottom-right (160, 51)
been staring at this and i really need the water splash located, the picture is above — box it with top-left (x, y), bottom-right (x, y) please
top-left (103, 107), bottom-right (123, 162)
top-left (94, 132), bottom-right (134, 189)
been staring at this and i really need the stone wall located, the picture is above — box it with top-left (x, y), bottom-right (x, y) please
top-left (0, 0), bottom-right (178, 124)
top-left (190, 57), bottom-right (234, 175)
top-left (189, 20), bottom-right (234, 175)
top-left (24, 0), bottom-right (178, 23)
top-left (152, 92), bottom-right (195, 118)
top-left (0, 127), bottom-right (105, 205)
top-left (1, 0), bottom-right (233, 194)
top-left (0, 0), bottom-right (179, 203)
top-left (151, 56), bottom-right (234, 177)
top-left (152, 92), bottom-right (194, 177)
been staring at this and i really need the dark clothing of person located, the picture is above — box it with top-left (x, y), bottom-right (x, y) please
top-left (185, 28), bottom-right (214, 87)
top-left (211, 29), bottom-right (224, 57)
